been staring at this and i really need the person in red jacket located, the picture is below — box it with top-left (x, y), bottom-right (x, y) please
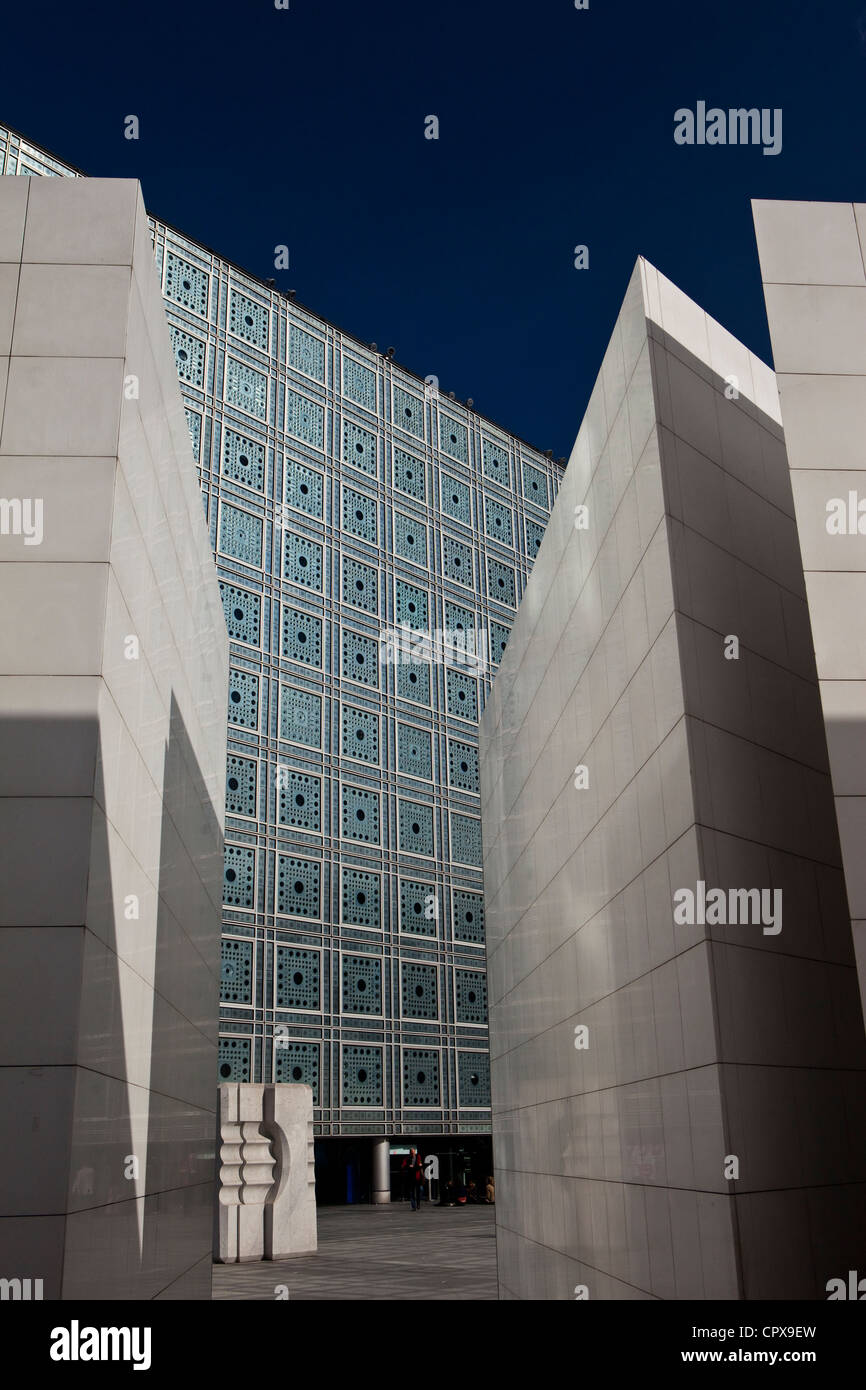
top-left (400, 1146), bottom-right (424, 1210)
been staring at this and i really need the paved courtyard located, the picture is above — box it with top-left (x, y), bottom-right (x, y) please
top-left (213, 1202), bottom-right (497, 1300)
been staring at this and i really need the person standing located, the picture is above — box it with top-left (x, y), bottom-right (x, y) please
top-left (401, 1146), bottom-right (424, 1210)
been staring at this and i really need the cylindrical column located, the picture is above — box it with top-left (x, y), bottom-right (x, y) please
top-left (372, 1137), bottom-right (391, 1204)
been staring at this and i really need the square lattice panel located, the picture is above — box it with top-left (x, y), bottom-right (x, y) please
top-left (401, 960), bottom-right (438, 1019)
top-left (282, 608), bottom-right (323, 668)
top-left (342, 954), bottom-right (382, 1015)
top-left (274, 1041), bottom-right (320, 1100)
top-left (400, 880), bottom-right (439, 937)
top-left (342, 705), bottom-right (379, 764)
top-left (276, 856), bottom-right (320, 919)
top-left (275, 945), bottom-right (320, 1010)
top-left (452, 889), bottom-right (485, 944)
top-left (342, 1045), bottom-right (383, 1105)
top-left (402, 1048), bottom-right (440, 1106)
top-left (341, 867), bottom-right (381, 928)
top-left (278, 769), bottom-right (321, 832)
top-left (280, 687), bottom-right (322, 747)
top-left (226, 754), bottom-right (257, 818)
top-left (398, 799), bottom-right (435, 856)
top-left (341, 785), bottom-right (380, 844)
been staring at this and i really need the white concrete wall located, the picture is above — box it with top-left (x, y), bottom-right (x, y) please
top-left (754, 198), bottom-right (866, 1016)
top-left (481, 257), bottom-right (866, 1299)
top-left (0, 177), bottom-right (229, 1298)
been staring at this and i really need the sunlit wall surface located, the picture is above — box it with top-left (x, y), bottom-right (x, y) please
top-left (754, 198), bottom-right (866, 1018)
top-left (481, 258), bottom-right (866, 1299)
top-left (0, 175), bottom-right (228, 1298)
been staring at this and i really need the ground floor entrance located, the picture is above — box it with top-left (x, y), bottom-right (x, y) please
top-left (313, 1135), bottom-right (493, 1205)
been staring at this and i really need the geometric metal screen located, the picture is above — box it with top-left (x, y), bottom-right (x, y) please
top-left (0, 122), bottom-right (564, 1139)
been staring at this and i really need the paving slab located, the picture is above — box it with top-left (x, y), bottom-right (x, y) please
top-left (212, 1203), bottom-right (497, 1300)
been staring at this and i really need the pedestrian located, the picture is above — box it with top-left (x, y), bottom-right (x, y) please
top-left (401, 1146), bottom-right (424, 1210)
top-left (485, 1175), bottom-right (495, 1205)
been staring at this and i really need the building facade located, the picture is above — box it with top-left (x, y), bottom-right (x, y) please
top-left (0, 124), bottom-right (562, 1179)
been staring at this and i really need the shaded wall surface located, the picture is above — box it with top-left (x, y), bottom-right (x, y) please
top-left (0, 177), bottom-right (229, 1298)
top-left (754, 199), bottom-right (866, 1017)
top-left (480, 257), bottom-right (866, 1300)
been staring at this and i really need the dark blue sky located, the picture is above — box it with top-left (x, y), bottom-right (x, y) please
top-left (4, 0), bottom-right (866, 455)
